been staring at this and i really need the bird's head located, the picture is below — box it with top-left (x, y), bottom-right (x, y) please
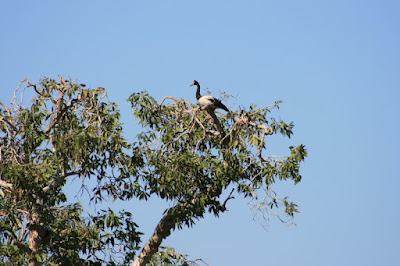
top-left (190, 80), bottom-right (199, 87)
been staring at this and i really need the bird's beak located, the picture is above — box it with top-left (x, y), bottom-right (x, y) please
top-left (190, 82), bottom-right (195, 86)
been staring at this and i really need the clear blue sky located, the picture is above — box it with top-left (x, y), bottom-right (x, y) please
top-left (1, 1), bottom-right (400, 265)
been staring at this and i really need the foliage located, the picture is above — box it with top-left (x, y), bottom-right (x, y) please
top-left (0, 77), bottom-right (307, 265)
top-left (0, 77), bottom-right (141, 265)
top-left (126, 92), bottom-right (307, 227)
top-left (127, 92), bottom-right (307, 265)
top-left (149, 246), bottom-right (188, 266)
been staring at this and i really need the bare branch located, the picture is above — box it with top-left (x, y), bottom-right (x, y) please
top-left (250, 100), bottom-right (282, 116)
top-left (12, 79), bottom-right (31, 107)
top-left (43, 90), bottom-right (65, 134)
top-left (187, 258), bottom-right (210, 266)
top-left (0, 101), bottom-right (11, 116)
top-left (159, 96), bottom-right (180, 106)
top-left (97, 86), bottom-right (108, 100)
top-left (222, 188), bottom-right (235, 209)
top-left (249, 121), bottom-right (273, 135)
top-left (0, 179), bottom-right (13, 189)
top-left (26, 80), bottom-right (41, 95)
top-left (249, 184), bottom-right (296, 229)
top-left (159, 96), bottom-right (192, 110)
top-left (43, 170), bottom-right (81, 193)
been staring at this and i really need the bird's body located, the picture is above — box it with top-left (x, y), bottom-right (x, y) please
top-left (190, 80), bottom-right (229, 112)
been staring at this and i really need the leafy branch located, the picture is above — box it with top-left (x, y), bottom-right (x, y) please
top-left (127, 91), bottom-right (307, 265)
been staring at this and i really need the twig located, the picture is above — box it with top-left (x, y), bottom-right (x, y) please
top-left (187, 258), bottom-right (210, 266)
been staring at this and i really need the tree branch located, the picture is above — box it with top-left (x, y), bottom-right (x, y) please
top-left (187, 258), bottom-right (210, 266)
top-left (249, 121), bottom-right (273, 135)
top-left (43, 90), bottom-right (65, 134)
top-left (42, 170), bottom-right (81, 193)
top-left (132, 184), bottom-right (224, 266)
top-left (0, 179), bottom-right (13, 189)
top-left (132, 210), bottom-right (176, 266)
top-left (0, 116), bottom-right (18, 132)
top-left (0, 101), bottom-right (12, 116)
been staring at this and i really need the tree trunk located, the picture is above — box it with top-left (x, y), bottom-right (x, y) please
top-left (132, 184), bottom-right (225, 266)
top-left (28, 228), bottom-right (41, 266)
top-left (28, 210), bottom-right (45, 266)
top-left (132, 213), bottom-right (175, 266)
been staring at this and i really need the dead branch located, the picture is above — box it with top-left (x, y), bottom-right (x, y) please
top-left (12, 79), bottom-right (31, 107)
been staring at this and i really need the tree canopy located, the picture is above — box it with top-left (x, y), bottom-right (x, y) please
top-left (0, 77), bottom-right (307, 265)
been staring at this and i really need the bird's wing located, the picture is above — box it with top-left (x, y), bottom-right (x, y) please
top-left (203, 95), bottom-right (221, 103)
top-left (199, 96), bottom-right (229, 111)
top-left (199, 96), bottom-right (215, 105)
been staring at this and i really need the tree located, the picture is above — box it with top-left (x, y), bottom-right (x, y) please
top-left (127, 91), bottom-right (307, 265)
top-left (0, 77), bottom-right (307, 265)
top-left (0, 77), bottom-right (141, 265)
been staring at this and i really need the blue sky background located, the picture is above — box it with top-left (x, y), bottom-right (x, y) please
top-left (1, 1), bottom-right (400, 265)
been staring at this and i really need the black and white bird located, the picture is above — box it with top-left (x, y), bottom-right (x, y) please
top-left (190, 80), bottom-right (229, 112)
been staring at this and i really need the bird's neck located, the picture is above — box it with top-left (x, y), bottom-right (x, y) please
top-left (195, 84), bottom-right (201, 100)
